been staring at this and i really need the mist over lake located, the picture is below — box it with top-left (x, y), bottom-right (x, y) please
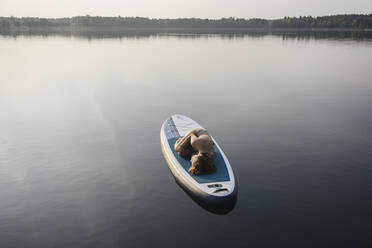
top-left (1, 32), bottom-right (372, 247)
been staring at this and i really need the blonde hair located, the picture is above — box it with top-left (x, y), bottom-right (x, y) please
top-left (189, 153), bottom-right (216, 175)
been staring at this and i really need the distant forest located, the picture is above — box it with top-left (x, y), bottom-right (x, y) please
top-left (1, 14), bottom-right (372, 30)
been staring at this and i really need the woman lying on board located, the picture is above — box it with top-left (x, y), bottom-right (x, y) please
top-left (174, 128), bottom-right (216, 175)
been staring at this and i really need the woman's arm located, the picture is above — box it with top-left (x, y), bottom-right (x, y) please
top-left (190, 133), bottom-right (198, 146)
top-left (175, 128), bottom-right (201, 149)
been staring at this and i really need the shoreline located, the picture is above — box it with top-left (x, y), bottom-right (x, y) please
top-left (1, 27), bottom-right (372, 33)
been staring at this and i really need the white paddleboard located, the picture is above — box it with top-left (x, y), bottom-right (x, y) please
top-left (160, 114), bottom-right (237, 207)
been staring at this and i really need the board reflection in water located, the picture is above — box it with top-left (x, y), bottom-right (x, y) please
top-left (160, 115), bottom-right (237, 215)
top-left (175, 178), bottom-right (237, 215)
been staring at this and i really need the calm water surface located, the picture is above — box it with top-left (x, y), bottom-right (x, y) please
top-left (1, 33), bottom-right (372, 247)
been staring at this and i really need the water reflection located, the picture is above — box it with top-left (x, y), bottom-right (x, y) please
top-left (1, 29), bottom-right (372, 41)
top-left (175, 179), bottom-right (237, 215)
top-left (1, 32), bottom-right (372, 247)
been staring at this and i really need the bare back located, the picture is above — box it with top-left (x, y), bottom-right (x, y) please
top-left (174, 128), bottom-right (214, 158)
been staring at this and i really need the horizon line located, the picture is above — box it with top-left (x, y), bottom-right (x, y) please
top-left (1, 13), bottom-right (372, 20)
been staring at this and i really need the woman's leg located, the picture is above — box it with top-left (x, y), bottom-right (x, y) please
top-left (175, 129), bottom-right (198, 157)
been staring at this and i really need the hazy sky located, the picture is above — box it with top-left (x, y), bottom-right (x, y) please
top-left (1, 0), bottom-right (371, 19)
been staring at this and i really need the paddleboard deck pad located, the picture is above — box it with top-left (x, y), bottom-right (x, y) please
top-left (160, 114), bottom-right (237, 211)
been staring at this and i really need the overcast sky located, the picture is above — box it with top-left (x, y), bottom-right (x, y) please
top-left (1, 0), bottom-right (371, 19)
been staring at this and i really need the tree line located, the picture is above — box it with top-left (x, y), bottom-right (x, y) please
top-left (1, 14), bottom-right (372, 29)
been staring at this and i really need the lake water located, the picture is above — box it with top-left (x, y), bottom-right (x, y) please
top-left (1, 32), bottom-right (372, 247)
